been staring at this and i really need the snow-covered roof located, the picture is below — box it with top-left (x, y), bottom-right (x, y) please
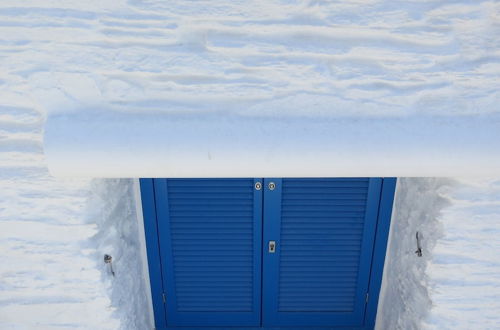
top-left (45, 111), bottom-right (500, 177)
top-left (2, 1), bottom-right (497, 176)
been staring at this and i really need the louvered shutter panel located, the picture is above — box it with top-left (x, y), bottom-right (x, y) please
top-left (262, 178), bottom-right (382, 327)
top-left (153, 179), bottom-right (262, 327)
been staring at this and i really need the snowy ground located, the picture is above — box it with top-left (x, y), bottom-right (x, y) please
top-left (1, 1), bottom-right (500, 329)
top-left (1, 1), bottom-right (498, 116)
top-left (0, 108), bottom-right (120, 329)
top-left (0, 112), bottom-right (152, 329)
top-left (378, 179), bottom-right (500, 330)
top-left (377, 178), bottom-right (451, 330)
top-left (424, 179), bottom-right (500, 329)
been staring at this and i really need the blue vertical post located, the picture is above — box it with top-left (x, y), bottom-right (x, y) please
top-left (139, 179), bottom-right (168, 329)
top-left (261, 178), bottom-right (282, 327)
top-left (364, 178), bottom-right (397, 329)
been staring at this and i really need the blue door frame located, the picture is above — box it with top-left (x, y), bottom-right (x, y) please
top-left (140, 178), bottom-right (397, 330)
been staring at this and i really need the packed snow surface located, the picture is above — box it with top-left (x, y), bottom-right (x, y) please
top-left (45, 112), bottom-right (500, 177)
top-left (378, 178), bottom-right (500, 330)
top-left (36, 0), bottom-right (500, 177)
top-left (377, 178), bottom-right (451, 330)
top-left (424, 178), bottom-right (500, 329)
top-left (1, 0), bottom-right (500, 329)
top-left (3, 0), bottom-right (495, 118)
top-left (0, 108), bottom-right (120, 328)
top-left (0, 107), bottom-right (152, 329)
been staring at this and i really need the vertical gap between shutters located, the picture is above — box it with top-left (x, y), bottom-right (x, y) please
top-left (259, 178), bottom-right (265, 327)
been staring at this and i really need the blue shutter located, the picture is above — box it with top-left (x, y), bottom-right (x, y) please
top-left (262, 178), bottom-right (382, 327)
top-left (153, 179), bottom-right (262, 326)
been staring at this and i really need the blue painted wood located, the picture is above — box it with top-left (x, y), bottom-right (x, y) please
top-left (364, 178), bottom-right (397, 329)
top-left (139, 179), bottom-right (168, 329)
top-left (142, 178), bottom-right (395, 329)
top-left (166, 327), bottom-right (370, 330)
top-left (262, 178), bottom-right (282, 327)
top-left (262, 178), bottom-right (382, 327)
top-left (153, 179), bottom-right (262, 327)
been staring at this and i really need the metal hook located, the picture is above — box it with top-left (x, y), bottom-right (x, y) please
top-left (104, 254), bottom-right (115, 276)
top-left (415, 232), bottom-right (422, 257)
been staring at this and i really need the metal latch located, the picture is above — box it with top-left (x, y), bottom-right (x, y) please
top-left (104, 254), bottom-right (115, 276)
top-left (415, 231), bottom-right (423, 257)
top-left (269, 241), bottom-right (276, 253)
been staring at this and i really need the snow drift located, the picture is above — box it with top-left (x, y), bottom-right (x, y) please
top-left (32, 0), bottom-right (499, 178)
top-left (44, 111), bottom-right (500, 177)
top-left (377, 178), bottom-right (451, 330)
top-left (86, 179), bottom-right (154, 329)
top-left (2, 0), bottom-right (500, 329)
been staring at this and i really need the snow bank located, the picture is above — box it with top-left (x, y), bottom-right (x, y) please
top-left (2, 0), bottom-right (500, 329)
top-left (0, 107), bottom-right (120, 328)
top-left (11, 0), bottom-right (496, 120)
top-left (424, 178), bottom-right (500, 329)
top-left (86, 178), bottom-right (154, 329)
top-left (377, 178), bottom-right (452, 329)
top-left (6, 0), bottom-right (495, 177)
top-left (44, 111), bottom-right (500, 177)
top-left (377, 178), bottom-right (500, 330)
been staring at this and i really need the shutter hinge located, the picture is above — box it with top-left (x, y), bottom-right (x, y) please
top-left (162, 293), bottom-right (166, 304)
top-left (365, 292), bottom-right (369, 303)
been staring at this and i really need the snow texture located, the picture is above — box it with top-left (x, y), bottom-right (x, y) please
top-left (33, 0), bottom-right (500, 177)
top-left (2, 0), bottom-right (495, 118)
top-left (378, 178), bottom-right (500, 330)
top-left (45, 111), bottom-right (500, 177)
top-left (1, 0), bottom-right (500, 329)
top-left (0, 111), bottom-right (152, 329)
top-left (377, 178), bottom-right (452, 330)
top-left (424, 178), bottom-right (500, 330)
top-left (87, 179), bottom-right (154, 330)
top-left (0, 108), bottom-right (120, 329)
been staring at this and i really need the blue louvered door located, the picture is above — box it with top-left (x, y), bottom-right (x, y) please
top-left (262, 178), bottom-right (382, 327)
top-left (151, 178), bottom-right (386, 328)
top-left (153, 179), bottom-right (262, 326)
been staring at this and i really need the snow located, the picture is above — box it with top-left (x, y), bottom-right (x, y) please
top-left (2, 0), bottom-right (498, 118)
top-left (44, 111), bottom-right (500, 177)
top-left (0, 108), bottom-right (120, 329)
top-left (424, 178), bottom-right (500, 329)
top-left (378, 178), bottom-right (500, 330)
top-left (87, 179), bottom-right (154, 329)
top-left (32, 0), bottom-right (499, 177)
top-left (0, 109), bottom-right (151, 329)
top-left (376, 178), bottom-right (452, 329)
top-left (1, 0), bottom-right (500, 329)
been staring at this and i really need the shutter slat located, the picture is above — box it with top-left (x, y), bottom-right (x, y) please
top-left (278, 178), bottom-right (369, 313)
top-left (167, 179), bottom-right (256, 313)
top-left (283, 187), bottom-right (368, 194)
top-left (169, 199), bottom-right (254, 205)
top-left (169, 193), bottom-right (253, 199)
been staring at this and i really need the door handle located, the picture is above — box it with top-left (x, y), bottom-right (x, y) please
top-left (268, 241), bottom-right (276, 253)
